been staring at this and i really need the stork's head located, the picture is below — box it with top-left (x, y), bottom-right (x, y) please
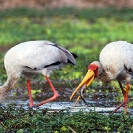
top-left (70, 61), bottom-right (102, 101)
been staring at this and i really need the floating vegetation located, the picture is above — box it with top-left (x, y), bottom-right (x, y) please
top-left (0, 104), bottom-right (133, 132)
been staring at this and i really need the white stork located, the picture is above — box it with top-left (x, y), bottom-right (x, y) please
top-left (70, 41), bottom-right (133, 114)
top-left (0, 40), bottom-right (77, 107)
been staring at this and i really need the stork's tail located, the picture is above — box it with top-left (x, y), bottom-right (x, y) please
top-left (68, 52), bottom-right (77, 65)
top-left (54, 44), bottom-right (77, 65)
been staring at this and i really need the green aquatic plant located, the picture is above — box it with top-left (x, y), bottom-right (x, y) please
top-left (0, 104), bottom-right (133, 132)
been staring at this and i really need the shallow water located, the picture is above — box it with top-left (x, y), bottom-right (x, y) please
top-left (2, 81), bottom-right (133, 114)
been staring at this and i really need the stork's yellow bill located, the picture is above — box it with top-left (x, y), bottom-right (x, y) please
top-left (70, 70), bottom-right (95, 101)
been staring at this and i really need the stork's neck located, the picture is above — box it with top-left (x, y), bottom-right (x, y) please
top-left (97, 69), bottom-right (112, 83)
top-left (0, 76), bottom-right (18, 102)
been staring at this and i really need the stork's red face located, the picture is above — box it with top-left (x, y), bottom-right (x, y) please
top-left (88, 64), bottom-right (99, 77)
top-left (70, 64), bottom-right (98, 100)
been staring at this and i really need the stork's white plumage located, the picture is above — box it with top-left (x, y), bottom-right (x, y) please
top-left (70, 41), bottom-right (133, 113)
top-left (0, 40), bottom-right (77, 107)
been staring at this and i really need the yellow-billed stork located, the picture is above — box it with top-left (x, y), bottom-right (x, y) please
top-left (70, 41), bottom-right (133, 114)
top-left (0, 40), bottom-right (77, 107)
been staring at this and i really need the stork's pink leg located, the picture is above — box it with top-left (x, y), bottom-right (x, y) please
top-left (35, 76), bottom-right (58, 107)
top-left (27, 80), bottom-right (34, 107)
top-left (112, 81), bottom-right (129, 114)
top-left (124, 83), bottom-right (129, 112)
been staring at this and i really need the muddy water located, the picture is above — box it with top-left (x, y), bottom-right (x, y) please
top-left (2, 81), bottom-right (133, 113)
